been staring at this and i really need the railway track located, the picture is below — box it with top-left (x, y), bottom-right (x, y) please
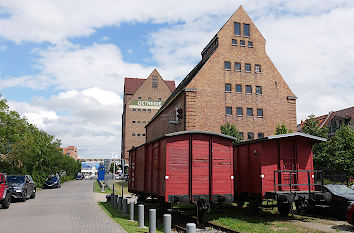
top-left (171, 210), bottom-right (241, 233)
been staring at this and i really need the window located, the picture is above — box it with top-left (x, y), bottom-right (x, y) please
top-left (152, 75), bottom-right (158, 89)
top-left (245, 63), bottom-right (251, 72)
top-left (255, 64), bottom-right (261, 73)
top-left (234, 22), bottom-right (241, 36)
top-left (138, 109), bottom-right (141, 112)
top-left (132, 121), bottom-right (136, 124)
top-left (143, 134), bottom-right (146, 136)
top-left (143, 121), bottom-right (146, 124)
top-left (235, 62), bottom-right (241, 71)
top-left (232, 39), bottom-right (237, 46)
top-left (148, 109), bottom-right (151, 113)
top-left (236, 107), bottom-right (243, 116)
top-left (225, 83), bottom-right (231, 92)
top-left (240, 40), bottom-right (245, 47)
top-left (247, 132), bottom-right (254, 140)
top-left (132, 133), bottom-right (136, 136)
top-left (257, 109), bottom-right (263, 117)
top-left (256, 86), bottom-right (262, 94)
top-left (246, 85), bottom-right (252, 94)
top-left (137, 133), bottom-right (141, 136)
top-left (132, 109), bottom-right (136, 112)
top-left (225, 107), bottom-right (232, 115)
top-left (247, 108), bottom-right (253, 116)
top-left (158, 97), bottom-right (162, 101)
top-left (137, 121), bottom-right (141, 124)
top-left (224, 61), bottom-right (231, 70)
top-left (143, 109), bottom-right (146, 112)
top-left (248, 41), bottom-right (253, 48)
top-left (236, 84), bottom-right (242, 93)
top-left (239, 132), bottom-right (244, 140)
top-left (243, 24), bottom-right (250, 37)
top-left (258, 133), bottom-right (264, 139)
top-left (138, 97), bottom-right (142, 100)
top-left (148, 97), bottom-right (151, 101)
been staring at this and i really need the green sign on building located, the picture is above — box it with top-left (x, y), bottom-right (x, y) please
top-left (129, 100), bottom-right (163, 109)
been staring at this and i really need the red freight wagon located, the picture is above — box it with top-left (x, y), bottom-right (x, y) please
top-left (233, 133), bottom-right (326, 215)
top-left (129, 130), bottom-right (235, 214)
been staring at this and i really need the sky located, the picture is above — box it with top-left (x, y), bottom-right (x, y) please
top-left (0, 0), bottom-right (353, 158)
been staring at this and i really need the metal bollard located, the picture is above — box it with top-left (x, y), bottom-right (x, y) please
top-left (149, 209), bottom-right (156, 233)
top-left (138, 204), bottom-right (144, 227)
top-left (129, 201), bottom-right (134, 220)
top-left (117, 196), bottom-right (122, 211)
top-left (100, 182), bottom-right (104, 192)
top-left (163, 214), bottom-right (171, 233)
top-left (186, 223), bottom-right (196, 233)
top-left (123, 198), bottom-right (128, 215)
top-left (113, 194), bottom-right (118, 207)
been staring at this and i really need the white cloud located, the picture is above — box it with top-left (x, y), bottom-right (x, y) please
top-left (0, 75), bottom-right (51, 90)
top-left (9, 87), bottom-right (123, 157)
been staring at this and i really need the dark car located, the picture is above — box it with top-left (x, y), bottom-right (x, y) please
top-left (7, 175), bottom-right (36, 202)
top-left (44, 175), bottom-right (61, 189)
top-left (347, 203), bottom-right (354, 225)
top-left (76, 174), bottom-right (84, 180)
top-left (323, 184), bottom-right (354, 220)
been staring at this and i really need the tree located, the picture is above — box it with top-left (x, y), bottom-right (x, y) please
top-left (220, 123), bottom-right (242, 143)
top-left (301, 115), bottom-right (328, 138)
top-left (275, 123), bottom-right (293, 135)
top-left (314, 125), bottom-right (354, 177)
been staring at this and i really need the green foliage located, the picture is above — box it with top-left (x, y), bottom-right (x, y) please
top-left (220, 123), bottom-right (242, 143)
top-left (301, 115), bottom-right (328, 138)
top-left (0, 94), bottom-right (80, 187)
top-left (275, 123), bottom-right (293, 135)
top-left (313, 125), bottom-right (354, 177)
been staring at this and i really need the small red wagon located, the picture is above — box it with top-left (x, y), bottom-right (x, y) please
top-left (129, 130), bottom-right (235, 215)
top-left (233, 132), bottom-right (327, 215)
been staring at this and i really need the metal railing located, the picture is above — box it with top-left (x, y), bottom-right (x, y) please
top-left (273, 170), bottom-right (323, 193)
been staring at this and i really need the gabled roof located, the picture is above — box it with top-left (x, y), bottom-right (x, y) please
top-left (124, 77), bottom-right (176, 95)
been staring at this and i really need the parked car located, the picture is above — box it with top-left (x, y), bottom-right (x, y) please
top-left (44, 175), bottom-right (61, 189)
top-left (323, 184), bottom-right (354, 220)
top-left (347, 203), bottom-right (354, 225)
top-left (7, 175), bottom-right (36, 202)
top-left (0, 173), bottom-right (12, 209)
top-left (76, 174), bottom-right (84, 180)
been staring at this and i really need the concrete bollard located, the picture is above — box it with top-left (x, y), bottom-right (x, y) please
top-left (129, 201), bottom-right (134, 220)
top-left (138, 204), bottom-right (144, 227)
top-left (123, 198), bottom-right (128, 215)
top-left (163, 214), bottom-right (171, 233)
top-left (186, 223), bottom-right (196, 233)
top-left (149, 209), bottom-right (156, 233)
top-left (100, 182), bottom-right (104, 192)
top-left (117, 196), bottom-right (122, 211)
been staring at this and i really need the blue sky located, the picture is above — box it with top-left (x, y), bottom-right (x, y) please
top-left (0, 0), bottom-right (353, 158)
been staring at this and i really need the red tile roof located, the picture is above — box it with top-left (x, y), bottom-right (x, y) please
top-left (300, 106), bottom-right (354, 128)
top-left (124, 78), bottom-right (176, 95)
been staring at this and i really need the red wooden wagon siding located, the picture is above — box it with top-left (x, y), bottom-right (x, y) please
top-left (234, 133), bottom-right (326, 198)
top-left (129, 131), bottom-right (234, 205)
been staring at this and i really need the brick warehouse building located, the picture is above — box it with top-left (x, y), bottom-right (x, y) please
top-left (121, 69), bottom-right (175, 162)
top-left (146, 6), bottom-right (297, 141)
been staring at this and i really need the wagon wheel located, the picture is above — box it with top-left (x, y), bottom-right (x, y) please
top-left (278, 202), bottom-right (292, 216)
top-left (295, 197), bottom-right (309, 214)
top-left (236, 199), bottom-right (245, 208)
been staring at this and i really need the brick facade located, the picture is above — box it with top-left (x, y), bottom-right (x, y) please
top-left (121, 69), bottom-right (175, 162)
top-left (61, 146), bottom-right (79, 160)
top-left (146, 6), bottom-right (297, 141)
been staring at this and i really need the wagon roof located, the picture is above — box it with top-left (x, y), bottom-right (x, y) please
top-left (128, 130), bottom-right (236, 151)
top-left (234, 132), bottom-right (326, 146)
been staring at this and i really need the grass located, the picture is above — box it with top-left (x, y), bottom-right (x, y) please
top-left (208, 205), bottom-right (323, 233)
top-left (98, 202), bottom-right (164, 233)
top-left (93, 180), bottom-right (131, 195)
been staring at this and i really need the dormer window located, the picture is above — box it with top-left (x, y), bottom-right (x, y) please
top-left (234, 22), bottom-right (241, 36)
top-left (243, 24), bottom-right (250, 37)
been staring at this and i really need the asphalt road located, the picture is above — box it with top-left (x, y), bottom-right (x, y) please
top-left (0, 179), bottom-right (125, 233)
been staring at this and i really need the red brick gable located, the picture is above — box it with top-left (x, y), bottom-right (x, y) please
top-left (124, 78), bottom-right (175, 95)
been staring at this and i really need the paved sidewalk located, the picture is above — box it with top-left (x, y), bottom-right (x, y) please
top-left (0, 179), bottom-right (126, 233)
